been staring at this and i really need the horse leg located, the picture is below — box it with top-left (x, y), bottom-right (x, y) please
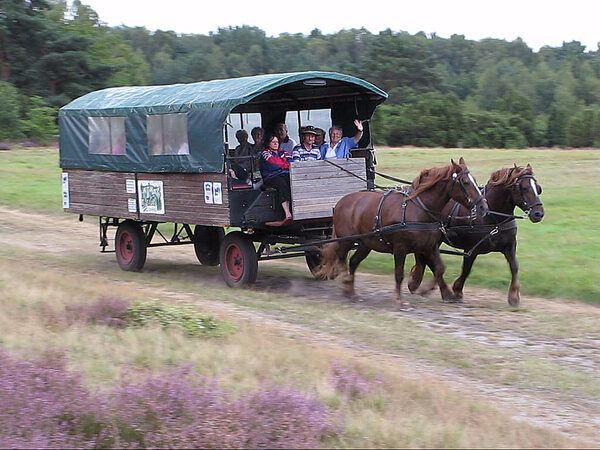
top-left (409, 253), bottom-right (438, 295)
top-left (343, 243), bottom-right (371, 299)
top-left (393, 248), bottom-right (410, 308)
top-left (427, 249), bottom-right (457, 302)
top-left (502, 242), bottom-right (520, 307)
top-left (452, 254), bottom-right (477, 300)
top-left (408, 253), bottom-right (426, 293)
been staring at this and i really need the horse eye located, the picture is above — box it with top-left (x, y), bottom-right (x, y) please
top-left (537, 185), bottom-right (543, 195)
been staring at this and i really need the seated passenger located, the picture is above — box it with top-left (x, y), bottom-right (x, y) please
top-left (320, 119), bottom-right (364, 159)
top-left (314, 127), bottom-right (326, 147)
top-left (292, 126), bottom-right (320, 161)
top-left (274, 122), bottom-right (297, 153)
top-left (249, 127), bottom-right (264, 156)
top-left (230, 129), bottom-right (252, 183)
top-left (259, 133), bottom-right (293, 225)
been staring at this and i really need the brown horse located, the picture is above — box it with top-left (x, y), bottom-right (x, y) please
top-left (408, 164), bottom-right (544, 307)
top-left (317, 158), bottom-right (489, 308)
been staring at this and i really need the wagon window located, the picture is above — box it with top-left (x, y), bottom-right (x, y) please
top-left (285, 109), bottom-right (331, 143)
top-left (147, 113), bottom-right (189, 156)
top-left (88, 117), bottom-right (126, 155)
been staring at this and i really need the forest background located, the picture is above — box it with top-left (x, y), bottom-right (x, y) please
top-left (2, 0), bottom-right (600, 148)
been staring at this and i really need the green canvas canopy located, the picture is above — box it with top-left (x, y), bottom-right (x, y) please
top-left (59, 71), bottom-right (387, 173)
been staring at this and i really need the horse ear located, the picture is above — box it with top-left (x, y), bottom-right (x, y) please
top-left (527, 163), bottom-right (532, 169)
top-left (514, 163), bottom-right (518, 168)
top-left (459, 156), bottom-right (465, 165)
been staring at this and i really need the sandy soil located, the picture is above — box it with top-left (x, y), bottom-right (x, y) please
top-left (1, 206), bottom-right (599, 444)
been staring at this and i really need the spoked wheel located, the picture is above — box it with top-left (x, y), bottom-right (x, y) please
top-left (305, 250), bottom-right (325, 279)
top-left (115, 220), bottom-right (147, 271)
top-left (219, 231), bottom-right (258, 288)
top-left (193, 225), bottom-right (224, 266)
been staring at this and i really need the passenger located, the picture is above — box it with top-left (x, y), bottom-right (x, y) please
top-left (259, 133), bottom-right (293, 225)
top-left (274, 122), bottom-right (297, 154)
top-left (249, 127), bottom-right (264, 155)
top-left (230, 129), bottom-right (252, 184)
top-left (314, 127), bottom-right (326, 147)
top-left (319, 119), bottom-right (364, 159)
top-left (292, 125), bottom-right (321, 161)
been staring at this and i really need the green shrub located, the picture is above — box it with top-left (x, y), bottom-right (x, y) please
top-left (125, 301), bottom-right (231, 337)
top-left (19, 96), bottom-right (58, 145)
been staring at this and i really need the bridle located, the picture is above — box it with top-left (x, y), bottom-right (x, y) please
top-left (450, 168), bottom-right (486, 214)
top-left (512, 174), bottom-right (543, 215)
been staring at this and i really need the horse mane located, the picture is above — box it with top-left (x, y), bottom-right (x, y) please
top-left (410, 164), bottom-right (457, 198)
top-left (488, 165), bottom-right (533, 188)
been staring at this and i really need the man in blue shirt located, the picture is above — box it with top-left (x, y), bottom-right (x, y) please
top-left (319, 119), bottom-right (364, 159)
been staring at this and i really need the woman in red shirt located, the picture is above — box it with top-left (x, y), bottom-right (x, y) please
top-left (259, 134), bottom-right (293, 225)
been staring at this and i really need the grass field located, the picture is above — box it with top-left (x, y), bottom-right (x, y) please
top-left (1, 145), bottom-right (598, 448)
top-left (1, 145), bottom-right (598, 303)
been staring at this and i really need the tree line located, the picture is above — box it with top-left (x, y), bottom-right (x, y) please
top-left (2, 0), bottom-right (600, 147)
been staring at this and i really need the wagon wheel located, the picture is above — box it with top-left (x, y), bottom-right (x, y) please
top-left (193, 225), bottom-right (224, 266)
top-left (219, 231), bottom-right (258, 288)
top-left (305, 251), bottom-right (325, 279)
top-left (115, 220), bottom-right (147, 272)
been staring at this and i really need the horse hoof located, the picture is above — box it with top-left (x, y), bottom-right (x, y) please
top-left (443, 296), bottom-right (463, 304)
top-left (396, 302), bottom-right (413, 311)
top-left (508, 297), bottom-right (521, 308)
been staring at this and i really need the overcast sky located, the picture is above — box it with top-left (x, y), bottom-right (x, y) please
top-left (79, 0), bottom-right (599, 52)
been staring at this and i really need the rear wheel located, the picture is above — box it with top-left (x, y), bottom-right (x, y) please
top-left (193, 225), bottom-right (224, 266)
top-left (305, 251), bottom-right (324, 279)
top-left (115, 220), bottom-right (147, 271)
top-left (219, 231), bottom-right (258, 288)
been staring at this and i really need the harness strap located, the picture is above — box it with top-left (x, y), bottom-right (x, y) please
top-left (373, 189), bottom-right (399, 250)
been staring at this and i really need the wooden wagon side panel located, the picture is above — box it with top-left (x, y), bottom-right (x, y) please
top-left (290, 159), bottom-right (366, 220)
top-left (136, 173), bottom-right (229, 226)
top-left (63, 169), bottom-right (230, 226)
top-left (65, 170), bottom-right (137, 219)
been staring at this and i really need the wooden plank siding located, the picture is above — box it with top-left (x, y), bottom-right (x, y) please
top-left (289, 159), bottom-right (367, 220)
top-left (63, 169), bottom-right (230, 227)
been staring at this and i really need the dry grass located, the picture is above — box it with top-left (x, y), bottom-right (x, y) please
top-left (0, 256), bottom-right (591, 448)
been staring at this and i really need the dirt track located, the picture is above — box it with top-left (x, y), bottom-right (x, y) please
top-left (2, 206), bottom-right (599, 445)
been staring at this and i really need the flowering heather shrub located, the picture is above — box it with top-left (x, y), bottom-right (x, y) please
top-left (66, 296), bottom-right (130, 327)
top-left (331, 361), bottom-right (384, 399)
top-left (0, 352), bottom-right (341, 448)
top-left (0, 351), bottom-right (104, 449)
top-left (107, 368), bottom-right (341, 448)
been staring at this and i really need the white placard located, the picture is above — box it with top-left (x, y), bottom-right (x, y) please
top-left (61, 173), bottom-right (70, 209)
top-left (204, 182), bottom-right (213, 204)
top-left (126, 179), bottom-right (136, 194)
top-left (137, 180), bottom-right (165, 214)
top-left (128, 198), bottom-right (137, 213)
top-left (213, 182), bottom-right (222, 204)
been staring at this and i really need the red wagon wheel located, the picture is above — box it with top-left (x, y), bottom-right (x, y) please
top-left (219, 232), bottom-right (258, 288)
top-left (115, 220), bottom-right (147, 272)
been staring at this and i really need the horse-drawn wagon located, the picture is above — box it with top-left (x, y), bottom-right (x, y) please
top-left (59, 71), bottom-right (388, 287)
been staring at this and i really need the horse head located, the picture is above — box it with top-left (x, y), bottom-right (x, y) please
top-left (449, 157), bottom-right (489, 218)
top-left (489, 164), bottom-right (544, 223)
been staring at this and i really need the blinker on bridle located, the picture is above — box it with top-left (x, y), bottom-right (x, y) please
top-left (514, 174), bottom-right (543, 213)
top-left (451, 169), bottom-right (485, 212)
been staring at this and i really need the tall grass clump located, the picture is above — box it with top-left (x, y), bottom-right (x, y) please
top-left (0, 351), bottom-right (342, 449)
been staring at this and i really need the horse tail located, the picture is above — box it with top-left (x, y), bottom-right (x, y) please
top-left (315, 242), bottom-right (346, 280)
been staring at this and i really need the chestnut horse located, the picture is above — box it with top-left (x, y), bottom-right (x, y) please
top-left (408, 164), bottom-right (544, 307)
top-left (317, 158), bottom-right (488, 308)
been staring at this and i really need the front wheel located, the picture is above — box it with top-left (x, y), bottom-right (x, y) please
top-left (305, 251), bottom-right (325, 279)
top-left (115, 220), bottom-right (147, 271)
top-left (219, 232), bottom-right (258, 288)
